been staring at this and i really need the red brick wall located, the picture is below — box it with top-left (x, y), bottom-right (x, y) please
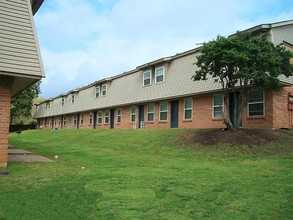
top-left (0, 83), bottom-right (12, 167)
top-left (37, 88), bottom-right (293, 131)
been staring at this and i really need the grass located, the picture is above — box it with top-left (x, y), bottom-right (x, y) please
top-left (1, 129), bottom-right (292, 219)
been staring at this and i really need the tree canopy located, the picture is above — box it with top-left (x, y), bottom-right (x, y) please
top-left (192, 32), bottom-right (293, 129)
top-left (10, 82), bottom-right (41, 124)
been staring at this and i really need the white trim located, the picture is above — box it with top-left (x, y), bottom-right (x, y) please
top-left (97, 111), bottom-right (102, 124)
top-left (130, 106), bottom-right (136, 123)
top-left (101, 84), bottom-right (107, 96)
top-left (71, 94), bottom-right (75, 104)
top-left (95, 86), bottom-right (100, 98)
top-left (143, 70), bottom-right (152, 86)
top-left (212, 94), bottom-right (224, 119)
top-left (247, 89), bottom-right (265, 117)
top-left (159, 101), bottom-right (168, 121)
top-left (147, 103), bottom-right (155, 122)
top-left (155, 66), bottom-right (165, 84)
top-left (184, 98), bottom-right (193, 120)
top-left (116, 108), bottom-right (122, 123)
top-left (104, 110), bottom-right (110, 124)
top-left (73, 115), bottom-right (77, 125)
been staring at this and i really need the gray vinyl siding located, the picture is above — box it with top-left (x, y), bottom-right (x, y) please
top-left (0, 0), bottom-right (44, 77)
top-left (271, 24), bottom-right (293, 45)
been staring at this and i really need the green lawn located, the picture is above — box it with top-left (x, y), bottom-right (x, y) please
top-left (1, 129), bottom-right (292, 219)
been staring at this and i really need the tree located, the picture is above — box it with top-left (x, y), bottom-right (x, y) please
top-left (192, 32), bottom-right (293, 130)
top-left (10, 82), bottom-right (41, 124)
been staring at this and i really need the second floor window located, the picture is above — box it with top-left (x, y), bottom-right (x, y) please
top-left (71, 94), bottom-right (75, 104)
top-left (155, 66), bottom-right (164, 83)
top-left (45, 102), bottom-right (50, 110)
top-left (102, 84), bottom-right (107, 96)
top-left (61, 97), bottom-right (65, 106)
top-left (95, 86), bottom-right (100, 98)
top-left (143, 70), bottom-right (151, 86)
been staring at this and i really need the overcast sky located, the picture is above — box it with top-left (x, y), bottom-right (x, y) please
top-left (34, 0), bottom-right (293, 98)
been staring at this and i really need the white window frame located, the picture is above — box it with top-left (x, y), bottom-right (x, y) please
top-left (147, 103), bottom-right (155, 122)
top-left (159, 101), bottom-right (168, 121)
top-left (104, 110), bottom-right (109, 124)
top-left (63, 115), bottom-right (67, 126)
top-left (155, 66), bottom-right (165, 84)
top-left (71, 94), bottom-right (75, 104)
top-left (80, 113), bottom-right (84, 125)
top-left (58, 116), bottom-right (61, 125)
top-left (97, 111), bottom-right (102, 124)
top-left (143, 70), bottom-right (152, 86)
top-left (46, 102), bottom-right (51, 110)
top-left (101, 84), bottom-right (107, 96)
top-left (248, 89), bottom-right (265, 117)
top-left (89, 113), bottom-right (93, 125)
top-left (116, 108), bottom-right (122, 123)
top-left (184, 98), bottom-right (193, 120)
top-left (73, 115), bottom-right (77, 125)
top-left (61, 97), bottom-right (65, 106)
top-left (213, 94), bottom-right (224, 119)
top-left (95, 86), bottom-right (100, 98)
top-left (130, 106), bottom-right (136, 123)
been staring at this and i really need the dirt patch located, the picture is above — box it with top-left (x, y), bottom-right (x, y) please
top-left (180, 128), bottom-right (293, 147)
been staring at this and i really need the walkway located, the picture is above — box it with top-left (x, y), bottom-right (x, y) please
top-left (8, 147), bottom-right (54, 163)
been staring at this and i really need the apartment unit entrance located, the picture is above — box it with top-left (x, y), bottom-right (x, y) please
top-left (171, 100), bottom-right (179, 128)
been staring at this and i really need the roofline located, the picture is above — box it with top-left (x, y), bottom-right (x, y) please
top-left (229, 20), bottom-right (293, 37)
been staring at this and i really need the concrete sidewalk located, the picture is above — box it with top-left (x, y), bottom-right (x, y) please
top-left (8, 147), bottom-right (54, 163)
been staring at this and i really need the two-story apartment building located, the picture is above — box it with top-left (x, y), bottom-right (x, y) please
top-left (0, 0), bottom-right (45, 167)
top-left (34, 20), bottom-right (293, 132)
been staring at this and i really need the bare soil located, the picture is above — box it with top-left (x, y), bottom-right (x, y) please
top-left (180, 128), bottom-right (293, 147)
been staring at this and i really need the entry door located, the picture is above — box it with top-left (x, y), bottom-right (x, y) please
top-left (229, 92), bottom-right (242, 126)
top-left (77, 114), bottom-right (80, 129)
top-left (138, 105), bottom-right (144, 129)
top-left (171, 100), bottom-right (179, 128)
top-left (93, 112), bottom-right (97, 129)
top-left (110, 109), bottom-right (115, 129)
top-left (52, 117), bottom-right (54, 129)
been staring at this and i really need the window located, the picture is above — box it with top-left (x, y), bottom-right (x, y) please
top-left (61, 97), bottom-right (65, 106)
top-left (155, 66), bottom-right (164, 83)
top-left (95, 86), bottom-right (100, 98)
top-left (102, 84), bottom-right (107, 96)
top-left (71, 94), bottom-right (75, 104)
top-left (46, 102), bottom-right (50, 110)
top-left (143, 70), bottom-right (151, 86)
top-left (104, 110), bottom-right (109, 124)
top-left (116, 108), bottom-right (121, 123)
top-left (184, 98), bottom-right (193, 120)
top-left (54, 118), bottom-right (57, 126)
top-left (130, 106), bottom-right (136, 123)
top-left (89, 113), bottom-right (93, 125)
top-left (248, 89), bottom-right (264, 116)
top-left (213, 95), bottom-right (223, 118)
top-left (80, 114), bottom-right (84, 125)
top-left (97, 111), bottom-right (102, 124)
top-left (58, 116), bottom-right (61, 125)
top-left (160, 102), bottom-right (168, 121)
top-left (73, 115), bottom-right (77, 125)
top-left (63, 116), bottom-right (67, 126)
top-left (147, 103), bottom-right (155, 122)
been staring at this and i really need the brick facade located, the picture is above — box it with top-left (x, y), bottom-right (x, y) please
top-left (0, 78), bottom-right (12, 167)
top-left (37, 86), bottom-right (293, 131)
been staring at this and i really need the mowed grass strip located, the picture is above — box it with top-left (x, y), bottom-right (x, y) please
top-left (0, 129), bottom-right (292, 219)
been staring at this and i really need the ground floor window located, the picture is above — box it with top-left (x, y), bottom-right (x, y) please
top-left (147, 103), bottom-right (154, 122)
top-left (97, 111), bottom-right (102, 124)
top-left (89, 113), bottom-right (93, 125)
top-left (130, 106), bottom-right (136, 123)
top-left (73, 115), bottom-right (77, 125)
top-left (248, 89), bottom-right (264, 116)
top-left (116, 108), bottom-right (121, 123)
top-left (63, 116), bottom-right (67, 126)
top-left (80, 114), bottom-right (84, 125)
top-left (104, 110), bottom-right (109, 124)
top-left (213, 95), bottom-right (223, 118)
top-left (184, 98), bottom-right (193, 120)
top-left (159, 102), bottom-right (168, 121)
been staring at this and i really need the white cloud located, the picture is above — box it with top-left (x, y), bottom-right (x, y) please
top-left (35, 0), bottom-right (293, 98)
